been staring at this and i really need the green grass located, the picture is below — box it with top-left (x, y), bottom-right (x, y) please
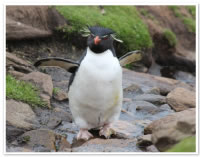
top-left (56, 6), bottom-right (153, 53)
top-left (53, 87), bottom-right (61, 95)
top-left (167, 136), bottom-right (196, 152)
top-left (168, 5), bottom-right (196, 33)
top-left (186, 6), bottom-right (196, 18)
top-left (6, 74), bottom-right (47, 108)
top-left (163, 29), bottom-right (177, 47)
top-left (182, 17), bottom-right (196, 33)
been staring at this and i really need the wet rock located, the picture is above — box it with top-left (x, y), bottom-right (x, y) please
top-left (145, 87), bottom-right (160, 95)
top-left (133, 94), bottom-right (166, 105)
top-left (112, 120), bottom-right (138, 139)
top-left (146, 145), bottom-right (159, 152)
top-left (53, 107), bottom-right (72, 122)
top-left (21, 71), bottom-right (53, 108)
top-left (123, 68), bottom-right (194, 95)
top-left (53, 90), bottom-right (68, 101)
top-left (55, 122), bottom-right (79, 145)
top-left (72, 138), bottom-right (142, 152)
top-left (144, 108), bottom-right (195, 151)
top-left (124, 84), bottom-right (144, 95)
top-left (15, 129), bottom-right (71, 152)
top-left (47, 116), bottom-right (62, 129)
top-left (137, 134), bottom-right (152, 147)
top-left (135, 101), bottom-right (159, 114)
top-left (6, 52), bottom-right (33, 73)
top-left (40, 67), bottom-right (70, 92)
top-left (6, 100), bottom-right (39, 141)
top-left (6, 146), bottom-right (32, 152)
top-left (167, 87), bottom-right (195, 112)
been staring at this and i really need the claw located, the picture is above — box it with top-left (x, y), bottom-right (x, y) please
top-left (99, 124), bottom-right (116, 139)
top-left (77, 129), bottom-right (93, 141)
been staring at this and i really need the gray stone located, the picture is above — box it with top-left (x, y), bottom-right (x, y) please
top-left (21, 71), bottom-right (53, 108)
top-left (72, 138), bottom-right (142, 152)
top-left (133, 94), bottom-right (166, 105)
top-left (122, 68), bottom-right (194, 95)
top-left (111, 120), bottom-right (138, 139)
top-left (144, 108), bottom-right (195, 151)
top-left (16, 129), bottom-right (71, 152)
top-left (53, 90), bottom-right (68, 101)
top-left (6, 52), bottom-right (33, 73)
top-left (167, 87), bottom-right (195, 112)
top-left (137, 134), bottom-right (152, 147)
top-left (145, 87), bottom-right (160, 95)
top-left (6, 100), bottom-right (39, 141)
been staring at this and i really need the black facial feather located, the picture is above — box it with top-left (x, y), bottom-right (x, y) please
top-left (88, 26), bottom-right (114, 36)
top-left (87, 26), bottom-right (115, 54)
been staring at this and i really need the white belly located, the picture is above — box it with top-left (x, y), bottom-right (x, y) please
top-left (68, 48), bottom-right (123, 129)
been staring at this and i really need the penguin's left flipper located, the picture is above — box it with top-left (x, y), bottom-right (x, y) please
top-left (34, 57), bottom-right (79, 73)
top-left (119, 50), bottom-right (144, 67)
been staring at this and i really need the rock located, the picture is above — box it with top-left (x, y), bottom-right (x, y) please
top-left (145, 87), bottom-right (160, 95)
top-left (72, 138), bottom-right (142, 152)
top-left (47, 115), bottom-right (62, 129)
top-left (144, 108), bottom-right (195, 151)
top-left (133, 94), bottom-right (166, 105)
top-left (21, 71), bottom-right (53, 108)
top-left (135, 101), bottom-right (159, 114)
top-left (6, 6), bottom-right (67, 40)
top-left (166, 87), bottom-right (195, 111)
top-left (15, 129), bottom-right (71, 152)
top-left (146, 145), bottom-right (159, 152)
top-left (55, 122), bottom-right (79, 145)
top-left (137, 134), bottom-right (152, 147)
top-left (7, 70), bottom-right (25, 79)
top-left (6, 52), bottom-right (33, 73)
top-left (53, 90), bottom-right (68, 101)
top-left (6, 100), bottom-right (39, 141)
top-left (111, 120), bottom-right (138, 139)
top-left (6, 146), bottom-right (32, 152)
top-left (124, 84), bottom-right (144, 95)
top-left (53, 107), bottom-right (72, 122)
top-left (123, 68), bottom-right (194, 95)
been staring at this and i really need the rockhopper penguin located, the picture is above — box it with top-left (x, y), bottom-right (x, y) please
top-left (34, 26), bottom-right (144, 141)
top-left (68, 26), bottom-right (123, 140)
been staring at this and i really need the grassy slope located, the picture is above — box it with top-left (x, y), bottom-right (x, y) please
top-left (168, 6), bottom-right (196, 33)
top-left (56, 6), bottom-right (153, 52)
top-left (6, 75), bottom-right (46, 108)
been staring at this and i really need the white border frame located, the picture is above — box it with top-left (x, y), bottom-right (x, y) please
top-left (2, 3), bottom-right (199, 156)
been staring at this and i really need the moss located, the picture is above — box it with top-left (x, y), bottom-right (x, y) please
top-left (168, 6), bottom-right (182, 18)
top-left (168, 5), bottom-right (196, 33)
top-left (163, 29), bottom-right (177, 47)
top-left (167, 136), bottom-right (196, 152)
top-left (186, 6), bottom-right (196, 18)
top-left (182, 17), bottom-right (196, 33)
top-left (6, 74), bottom-right (47, 108)
top-left (56, 6), bottom-right (153, 52)
top-left (53, 87), bottom-right (60, 95)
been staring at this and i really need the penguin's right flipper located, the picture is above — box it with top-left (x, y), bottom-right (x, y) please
top-left (34, 57), bottom-right (79, 73)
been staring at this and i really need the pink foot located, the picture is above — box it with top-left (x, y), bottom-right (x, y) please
top-left (99, 123), bottom-right (116, 139)
top-left (77, 128), bottom-right (93, 141)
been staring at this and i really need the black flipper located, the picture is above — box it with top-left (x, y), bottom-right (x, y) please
top-left (119, 50), bottom-right (144, 67)
top-left (34, 57), bottom-right (79, 73)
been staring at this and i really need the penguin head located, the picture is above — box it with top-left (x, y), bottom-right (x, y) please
top-left (87, 26), bottom-right (115, 53)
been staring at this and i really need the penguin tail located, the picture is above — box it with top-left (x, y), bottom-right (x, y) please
top-left (34, 57), bottom-right (79, 73)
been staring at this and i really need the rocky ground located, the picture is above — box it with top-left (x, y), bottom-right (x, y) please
top-left (6, 6), bottom-right (196, 152)
top-left (6, 52), bottom-right (196, 152)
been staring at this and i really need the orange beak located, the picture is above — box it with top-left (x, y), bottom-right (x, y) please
top-left (94, 36), bottom-right (101, 45)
